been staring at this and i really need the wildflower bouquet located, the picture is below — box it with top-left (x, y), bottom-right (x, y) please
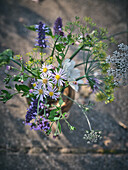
top-left (0, 17), bottom-right (127, 142)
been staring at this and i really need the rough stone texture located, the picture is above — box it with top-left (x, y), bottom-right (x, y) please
top-left (0, 0), bottom-right (128, 169)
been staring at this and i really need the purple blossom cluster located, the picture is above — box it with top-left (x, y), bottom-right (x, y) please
top-left (26, 99), bottom-right (38, 123)
top-left (35, 22), bottom-right (48, 48)
top-left (25, 98), bottom-right (50, 132)
top-left (53, 17), bottom-right (64, 36)
top-left (28, 117), bottom-right (50, 132)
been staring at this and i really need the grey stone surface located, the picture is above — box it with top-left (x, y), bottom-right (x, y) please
top-left (0, 0), bottom-right (128, 169)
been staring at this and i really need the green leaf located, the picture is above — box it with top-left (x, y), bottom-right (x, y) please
top-left (70, 126), bottom-right (76, 131)
top-left (25, 25), bottom-right (37, 31)
top-left (75, 16), bottom-right (80, 20)
top-left (15, 84), bottom-right (29, 92)
top-left (19, 85), bottom-right (29, 92)
top-left (59, 53), bottom-right (65, 59)
top-left (12, 75), bottom-right (20, 81)
top-left (5, 85), bottom-right (12, 89)
top-left (1, 90), bottom-right (9, 94)
top-left (54, 117), bottom-right (60, 121)
top-left (49, 109), bottom-right (59, 121)
top-left (0, 49), bottom-right (13, 67)
top-left (15, 84), bottom-right (20, 92)
top-left (59, 98), bottom-right (63, 106)
top-left (56, 44), bottom-right (62, 52)
top-left (0, 90), bottom-right (13, 103)
top-left (56, 56), bottom-right (62, 65)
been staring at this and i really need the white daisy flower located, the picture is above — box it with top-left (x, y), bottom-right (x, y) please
top-left (69, 79), bottom-right (84, 92)
top-left (54, 68), bottom-right (67, 86)
top-left (37, 74), bottom-right (53, 88)
top-left (40, 63), bottom-right (53, 75)
top-left (33, 83), bottom-right (48, 101)
top-left (48, 86), bottom-right (60, 100)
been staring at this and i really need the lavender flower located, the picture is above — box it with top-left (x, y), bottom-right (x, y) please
top-left (6, 65), bottom-right (11, 71)
top-left (25, 99), bottom-right (38, 123)
top-left (53, 17), bottom-right (64, 36)
top-left (27, 116), bottom-right (50, 132)
top-left (87, 77), bottom-right (100, 92)
top-left (36, 117), bottom-right (50, 131)
top-left (35, 22), bottom-right (48, 48)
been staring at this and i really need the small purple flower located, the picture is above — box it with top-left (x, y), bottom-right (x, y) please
top-left (25, 99), bottom-right (38, 123)
top-left (53, 17), bottom-right (64, 36)
top-left (6, 65), bottom-right (11, 71)
top-left (87, 77), bottom-right (100, 92)
top-left (35, 22), bottom-right (48, 48)
top-left (27, 116), bottom-right (50, 132)
top-left (29, 89), bottom-right (34, 93)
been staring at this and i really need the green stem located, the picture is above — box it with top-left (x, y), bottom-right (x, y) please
top-left (76, 75), bottom-right (86, 81)
top-left (51, 36), bottom-right (60, 57)
top-left (55, 120), bottom-right (59, 135)
top-left (106, 30), bottom-right (128, 40)
top-left (69, 44), bottom-right (85, 60)
top-left (10, 58), bottom-right (37, 77)
top-left (40, 48), bottom-right (43, 61)
top-left (63, 94), bottom-right (92, 131)
top-left (89, 78), bottom-right (108, 98)
top-left (64, 45), bottom-right (69, 57)
top-left (63, 116), bottom-right (73, 129)
top-left (75, 59), bottom-right (105, 68)
top-left (37, 99), bottom-right (40, 116)
top-left (81, 107), bottom-right (92, 131)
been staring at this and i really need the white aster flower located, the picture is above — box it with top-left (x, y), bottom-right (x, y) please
top-left (33, 83), bottom-right (48, 101)
top-left (69, 79), bottom-right (84, 92)
top-left (37, 74), bottom-right (53, 88)
top-left (40, 63), bottom-right (52, 76)
top-left (48, 86), bottom-right (60, 100)
top-left (54, 68), bottom-right (67, 86)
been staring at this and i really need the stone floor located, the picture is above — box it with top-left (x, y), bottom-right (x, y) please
top-left (0, 0), bottom-right (128, 169)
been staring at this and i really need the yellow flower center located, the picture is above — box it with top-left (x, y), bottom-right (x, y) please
top-left (33, 83), bottom-right (36, 87)
top-left (42, 78), bottom-right (48, 84)
top-left (38, 89), bottom-right (43, 95)
top-left (43, 67), bottom-right (48, 73)
top-left (49, 91), bottom-right (54, 96)
top-left (55, 75), bottom-right (60, 81)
